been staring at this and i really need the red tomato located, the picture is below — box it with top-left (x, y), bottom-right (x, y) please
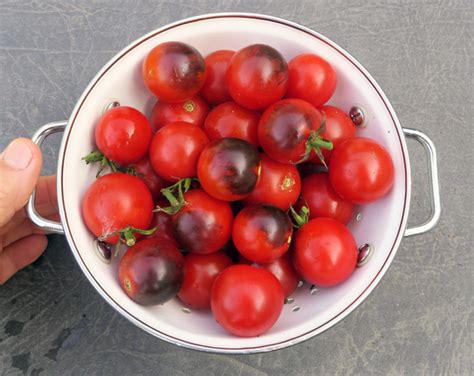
top-left (329, 137), bottom-right (395, 204)
top-left (311, 106), bottom-right (355, 164)
top-left (203, 102), bottom-right (259, 147)
top-left (119, 237), bottom-right (184, 305)
top-left (239, 254), bottom-right (299, 298)
top-left (128, 158), bottom-right (169, 200)
top-left (300, 173), bottom-right (354, 224)
top-left (82, 173), bottom-right (154, 245)
top-left (232, 205), bottom-right (292, 263)
top-left (293, 218), bottom-right (357, 287)
top-left (172, 189), bottom-right (233, 254)
top-left (244, 154), bottom-right (301, 210)
top-left (95, 106), bottom-right (152, 164)
top-left (258, 99), bottom-right (328, 164)
top-left (287, 54), bottom-right (337, 107)
top-left (149, 122), bottom-right (209, 181)
top-left (201, 50), bottom-right (234, 105)
top-left (150, 96), bottom-right (210, 131)
top-left (142, 41), bottom-right (206, 103)
top-left (197, 138), bottom-right (261, 201)
top-left (178, 251), bottom-right (233, 309)
top-left (227, 44), bottom-right (288, 110)
top-left (211, 265), bottom-right (284, 337)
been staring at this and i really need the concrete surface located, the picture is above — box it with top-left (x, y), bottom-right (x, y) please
top-left (0, 1), bottom-right (472, 375)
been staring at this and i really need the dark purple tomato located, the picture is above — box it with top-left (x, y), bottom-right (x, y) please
top-left (142, 41), bottom-right (206, 103)
top-left (232, 204), bottom-right (292, 264)
top-left (197, 138), bottom-right (261, 201)
top-left (258, 99), bottom-right (328, 165)
top-left (227, 44), bottom-right (288, 110)
top-left (172, 189), bottom-right (233, 254)
top-left (118, 237), bottom-right (184, 305)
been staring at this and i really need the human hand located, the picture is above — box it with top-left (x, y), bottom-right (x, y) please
top-left (0, 138), bottom-right (59, 284)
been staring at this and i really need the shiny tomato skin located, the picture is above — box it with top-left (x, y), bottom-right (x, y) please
top-left (211, 265), bottom-right (284, 337)
top-left (203, 102), bottom-right (260, 147)
top-left (258, 99), bottom-right (324, 164)
top-left (239, 253), bottom-right (299, 298)
top-left (311, 106), bottom-right (356, 164)
top-left (232, 204), bottom-right (292, 263)
top-left (119, 237), bottom-right (184, 305)
top-left (244, 153), bottom-right (301, 210)
top-left (142, 41), bottom-right (206, 103)
top-left (227, 44), bottom-right (288, 110)
top-left (287, 54), bottom-right (337, 107)
top-left (178, 251), bottom-right (233, 309)
top-left (150, 96), bottom-right (210, 131)
top-left (301, 173), bottom-right (354, 224)
top-left (172, 189), bottom-right (233, 254)
top-left (197, 138), bottom-right (261, 201)
top-left (201, 50), bottom-right (234, 105)
top-left (293, 218), bottom-right (357, 287)
top-left (128, 158), bottom-right (169, 200)
top-left (82, 173), bottom-right (154, 245)
top-left (95, 106), bottom-right (152, 164)
top-left (149, 121), bottom-right (209, 182)
top-left (329, 137), bottom-right (395, 204)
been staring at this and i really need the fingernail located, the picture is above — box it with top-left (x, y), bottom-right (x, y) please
top-left (2, 140), bottom-right (33, 170)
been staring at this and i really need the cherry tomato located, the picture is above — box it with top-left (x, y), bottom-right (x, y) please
top-left (203, 102), bottom-right (259, 147)
top-left (95, 106), bottom-right (152, 164)
top-left (211, 265), bottom-right (284, 337)
top-left (258, 99), bottom-right (328, 164)
top-left (239, 254), bottom-right (299, 298)
top-left (310, 106), bottom-right (355, 164)
top-left (293, 218), bottom-right (357, 287)
top-left (201, 50), bottom-right (234, 105)
top-left (287, 54), bottom-right (337, 107)
top-left (244, 154), bottom-right (301, 210)
top-left (128, 158), bottom-right (169, 200)
top-left (149, 122), bottom-right (209, 182)
top-left (172, 189), bottom-right (233, 254)
top-left (233, 204), bottom-right (292, 263)
top-left (227, 44), bottom-right (288, 110)
top-left (142, 41), bottom-right (206, 103)
top-left (150, 96), bottom-right (210, 131)
top-left (329, 137), bottom-right (395, 204)
top-left (197, 138), bottom-right (261, 201)
top-left (300, 173), bottom-right (354, 224)
top-left (178, 251), bottom-right (233, 309)
top-left (82, 173), bottom-right (154, 245)
top-left (119, 237), bottom-right (184, 305)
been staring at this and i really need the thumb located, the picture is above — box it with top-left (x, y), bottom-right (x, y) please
top-left (0, 138), bottom-right (42, 228)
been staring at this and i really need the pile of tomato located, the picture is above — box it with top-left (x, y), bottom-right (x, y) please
top-left (81, 41), bottom-right (395, 337)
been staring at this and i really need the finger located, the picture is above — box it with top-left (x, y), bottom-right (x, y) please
top-left (2, 212), bottom-right (60, 248)
top-left (0, 234), bottom-right (48, 284)
top-left (1, 199), bottom-right (59, 236)
top-left (0, 176), bottom-right (59, 236)
top-left (0, 139), bottom-right (43, 228)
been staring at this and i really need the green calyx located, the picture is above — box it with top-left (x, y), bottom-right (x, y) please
top-left (302, 114), bottom-right (333, 167)
top-left (99, 226), bottom-right (157, 247)
top-left (289, 205), bottom-right (310, 228)
top-left (82, 150), bottom-right (142, 178)
top-left (155, 178), bottom-right (194, 215)
top-left (83, 150), bottom-right (119, 177)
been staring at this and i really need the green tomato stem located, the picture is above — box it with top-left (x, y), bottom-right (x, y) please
top-left (289, 205), bottom-right (310, 228)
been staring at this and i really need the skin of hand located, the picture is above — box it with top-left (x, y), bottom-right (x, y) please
top-left (0, 138), bottom-right (59, 284)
